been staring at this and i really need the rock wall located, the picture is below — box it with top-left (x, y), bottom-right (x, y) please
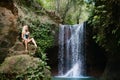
top-left (0, 0), bottom-right (37, 63)
top-left (0, 1), bottom-right (52, 79)
top-left (0, 0), bottom-right (41, 76)
top-left (0, 0), bottom-right (18, 63)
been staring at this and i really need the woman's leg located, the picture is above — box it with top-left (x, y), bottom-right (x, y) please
top-left (28, 38), bottom-right (37, 47)
top-left (31, 38), bottom-right (37, 47)
top-left (25, 40), bottom-right (28, 50)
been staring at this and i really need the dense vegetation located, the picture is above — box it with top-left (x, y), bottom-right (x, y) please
top-left (88, 0), bottom-right (120, 80)
top-left (88, 0), bottom-right (120, 54)
top-left (0, 59), bottom-right (51, 80)
top-left (36, 0), bottom-right (92, 24)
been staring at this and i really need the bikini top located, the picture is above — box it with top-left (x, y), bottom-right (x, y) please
top-left (24, 32), bottom-right (29, 39)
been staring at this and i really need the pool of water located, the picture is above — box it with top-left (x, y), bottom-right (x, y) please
top-left (52, 76), bottom-right (97, 80)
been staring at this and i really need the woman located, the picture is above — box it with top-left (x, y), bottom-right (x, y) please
top-left (21, 25), bottom-right (37, 51)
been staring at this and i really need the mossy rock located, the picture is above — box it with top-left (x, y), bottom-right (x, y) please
top-left (0, 54), bottom-right (51, 80)
top-left (0, 55), bottom-right (40, 73)
top-left (8, 41), bottom-right (37, 56)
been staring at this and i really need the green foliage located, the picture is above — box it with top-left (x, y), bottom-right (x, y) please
top-left (60, 0), bottom-right (91, 24)
top-left (36, 0), bottom-right (92, 24)
top-left (36, 0), bottom-right (44, 7)
top-left (20, 0), bottom-right (92, 24)
top-left (88, 0), bottom-right (120, 53)
top-left (38, 0), bottom-right (56, 10)
top-left (0, 61), bottom-right (51, 80)
top-left (29, 21), bottom-right (55, 53)
top-left (16, 61), bottom-right (51, 80)
top-left (18, 16), bottom-right (55, 53)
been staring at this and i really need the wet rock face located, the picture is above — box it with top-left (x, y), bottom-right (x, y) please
top-left (0, 0), bottom-right (18, 63)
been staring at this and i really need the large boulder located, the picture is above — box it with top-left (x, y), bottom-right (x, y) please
top-left (0, 55), bottom-right (51, 80)
top-left (0, 55), bottom-right (40, 73)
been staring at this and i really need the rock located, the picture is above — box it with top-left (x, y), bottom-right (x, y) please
top-left (0, 55), bottom-right (40, 73)
top-left (0, 0), bottom-right (18, 64)
top-left (0, 0), bottom-right (37, 63)
top-left (0, 0), bottom-right (18, 16)
top-left (0, 6), bottom-right (18, 63)
top-left (8, 41), bottom-right (37, 56)
top-left (0, 7), bottom-right (18, 48)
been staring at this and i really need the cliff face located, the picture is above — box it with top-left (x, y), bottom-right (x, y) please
top-left (0, 0), bottom-right (18, 63)
top-left (0, 0), bottom-right (41, 63)
top-left (0, 0), bottom-right (51, 79)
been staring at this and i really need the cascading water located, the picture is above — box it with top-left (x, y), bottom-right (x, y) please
top-left (52, 23), bottom-right (96, 80)
top-left (58, 23), bottom-right (85, 77)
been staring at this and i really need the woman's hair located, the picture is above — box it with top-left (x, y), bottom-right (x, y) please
top-left (22, 25), bottom-right (28, 33)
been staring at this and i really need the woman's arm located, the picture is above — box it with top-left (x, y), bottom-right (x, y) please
top-left (21, 32), bottom-right (25, 40)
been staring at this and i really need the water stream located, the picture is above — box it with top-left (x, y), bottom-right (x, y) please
top-left (58, 23), bottom-right (85, 77)
top-left (52, 23), bottom-right (96, 80)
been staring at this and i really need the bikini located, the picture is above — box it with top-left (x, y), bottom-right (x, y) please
top-left (24, 32), bottom-right (29, 39)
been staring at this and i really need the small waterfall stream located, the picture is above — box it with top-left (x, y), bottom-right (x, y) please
top-left (58, 23), bottom-right (85, 77)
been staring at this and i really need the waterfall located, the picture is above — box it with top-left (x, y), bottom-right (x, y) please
top-left (58, 23), bottom-right (85, 77)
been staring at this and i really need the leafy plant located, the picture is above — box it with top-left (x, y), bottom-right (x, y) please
top-left (88, 0), bottom-right (120, 53)
top-left (29, 20), bottom-right (55, 53)
top-left (16, 61), bottom-right (51, 80)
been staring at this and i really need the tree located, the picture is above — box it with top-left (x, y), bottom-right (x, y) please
top-left (37, 0), bottom-right (91, 24)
